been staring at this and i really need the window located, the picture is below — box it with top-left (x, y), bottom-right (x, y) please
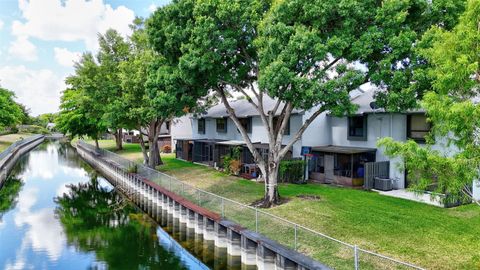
top-left (197, 118), bottom-right (205, 134)
top-left (273, 116), bottom-right (290, 135)
top-left (216, 118), bottom-right (227, 133)
top-left (238, 117), bottom-right (252, 133)
top-left (407, 114), bottom-right (431, 143)
top-left (348, 116), bottom-right (367, 141)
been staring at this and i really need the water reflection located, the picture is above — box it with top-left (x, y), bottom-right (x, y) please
top-left (55, 177), bottom-right (189, 270)
top-left (0, 176), bottom-right (23, 228)
top-left (0, 141), bottom-right (207, 270)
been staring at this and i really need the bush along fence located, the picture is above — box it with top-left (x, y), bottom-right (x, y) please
top-left (0, 134), bottom-right (45, 187)
top-left (279, 158), bottom-right (306, 183)
top-left (77, 140), bottom-right (425, 270)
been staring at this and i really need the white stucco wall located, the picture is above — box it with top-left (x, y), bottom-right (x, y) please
top-left (170, 115), bottom-right (193, 150)
top-left (191, 114), bottom-right (304, 157)
top-left (302, 111), bottom-right (331, 147)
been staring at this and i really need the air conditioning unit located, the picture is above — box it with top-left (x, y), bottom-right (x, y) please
top-left (374, 177), bottom-right (392, 191)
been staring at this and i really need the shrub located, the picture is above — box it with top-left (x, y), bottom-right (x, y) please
top-left (279, 159), bottom-right (305, 183)
top-left (17, 125), bottom-right (50, 135)
top-left (222, 146), bottom-right (242, 175)
top-left (162, 145), bottom-right (172, 153)
top-left (127, 164), bottom-right (138, 173)
top-left (230, 159), bottom-right (242, 175)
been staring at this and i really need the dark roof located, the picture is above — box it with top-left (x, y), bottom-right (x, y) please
top-left (199, 96), bottom-right (302, 118)
top-left (312, 145), bottom-right (376, 154)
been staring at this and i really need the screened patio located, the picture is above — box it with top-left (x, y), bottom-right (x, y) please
top-left (309, 145), bottom-right (376, 187)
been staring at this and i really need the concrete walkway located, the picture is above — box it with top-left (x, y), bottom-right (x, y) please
top-left (375, 189), bottom-right (444, 207)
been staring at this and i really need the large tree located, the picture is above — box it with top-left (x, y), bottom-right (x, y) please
top-left (97, 29), bottom-right (131, 151)
top-left (141, 5), bottom-right (210, 168)
top-left (57, 53), bottom-right (108, 148)
top-left (148, 0), bottom-right (461, 206)
top-left (0, 87), bottom-right (24, 130)
top-left (119, 20), bottom-right (170, 168)
top-left (379, 0), bottom-right (480, 205)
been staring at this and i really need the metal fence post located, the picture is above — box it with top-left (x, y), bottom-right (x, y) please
top-left (221, 198), bottom-right (225, 218)
top-left (197, 190), bottom-right (201, 206)
top-left (354, 245), bottom-right (359, 270)
top-left (255, 208), bottom-right (258, 233)
top-left (294, 224), bottom-right (298, 251)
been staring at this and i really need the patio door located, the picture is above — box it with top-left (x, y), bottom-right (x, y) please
top-left (325, 154), bottom-right (334, 183)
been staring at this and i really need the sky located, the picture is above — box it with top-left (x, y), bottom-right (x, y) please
top-left (0, 0), bottom-right (171, 116)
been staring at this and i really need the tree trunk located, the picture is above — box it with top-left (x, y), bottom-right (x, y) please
top-left (146, 120), bottom-right (163, 168)
top-left (95, 138), bottom-right (100, 150)
top-left (148, 140), bottom-right (162, 168)
top-left (138, 129), bottom-right (149, 165)
top-left (260, 156), bottom-right (281, 207)
top-left (115, 129), bottom-right (123, 150)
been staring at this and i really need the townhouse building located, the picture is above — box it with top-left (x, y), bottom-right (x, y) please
top-left (170, 89), bottom-right (475, 203)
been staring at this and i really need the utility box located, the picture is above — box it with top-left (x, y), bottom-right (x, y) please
top-left (374, 177), bottom-right (393, 191)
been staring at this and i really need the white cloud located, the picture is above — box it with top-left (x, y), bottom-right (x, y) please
top-left (0, 65), bottom-right (65, 115)
top-left (0, 19), bottom-right (4, 30)
top-left (8, 36), bottom-right (37, 61)
top-left (148, 4), bottom-right (157, 12)
top-left (12, 0), bottom-right (135, 50)
top-left (54, 47), bottom-right (81, 67)
top-left (14, 188), bottom-right (65, 261)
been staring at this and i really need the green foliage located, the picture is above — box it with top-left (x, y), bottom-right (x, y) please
top-left (0, 88), bottom-right (24, 129)
top-left (17, 125), bottom-right (50, 135)
top-left (0, 177), bottom-right (23, 216)
top-left (97, 29), bottom-right (131, 133)
top-left (221, 146), bottom-right (242, 175)
top-left (31, 113), bottom-right (58, 128)
top-left (279, 159), bottom-right (305, 183)
top-left (378, 0), bottom-right (480, 203)
top-left (127, 164), bottom-right (138, 174)
top-left (57, 53), bottom-right (107, 140)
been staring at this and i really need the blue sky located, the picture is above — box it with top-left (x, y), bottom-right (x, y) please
top-left (0, 0), bottom-right (170, 116)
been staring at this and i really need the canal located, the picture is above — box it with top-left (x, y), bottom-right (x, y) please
top-left (0, 141), bottom-right (236, 270)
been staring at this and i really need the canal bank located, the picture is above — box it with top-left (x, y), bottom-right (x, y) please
top-left (0, 140), bottom-right (217, 269)
top-left (0, 134), bottom-right (45, 188)
top-left (76, 141), bottom-right (330, 270)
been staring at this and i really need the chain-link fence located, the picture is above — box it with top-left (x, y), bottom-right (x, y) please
top-left (78, 141), bottom-right (425, 270)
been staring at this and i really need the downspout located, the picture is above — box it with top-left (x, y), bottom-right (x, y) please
top-left (390, 114), bottom-right (393, 138)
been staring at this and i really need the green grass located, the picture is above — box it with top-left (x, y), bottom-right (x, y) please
top-left (79, 139), bottom-right (480, 269)
top-left (0, 133), bottom-right (34, 152)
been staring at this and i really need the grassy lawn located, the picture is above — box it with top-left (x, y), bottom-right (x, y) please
top-left (82, 139), bottom-right (480, 269)
top-left (0, 133), bottom-right (34, 152)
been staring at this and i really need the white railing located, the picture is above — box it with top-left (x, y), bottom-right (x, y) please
top-left (78, 140), bottom-right (425, 270)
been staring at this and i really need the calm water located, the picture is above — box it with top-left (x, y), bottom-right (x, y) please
top-left (0, 141), bottom-right (212, 270)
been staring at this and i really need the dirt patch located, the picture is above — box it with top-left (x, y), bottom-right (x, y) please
top-left (296, 194), bottom-right (321, 201)
top-left (250, 197), bottom-right (290, 208)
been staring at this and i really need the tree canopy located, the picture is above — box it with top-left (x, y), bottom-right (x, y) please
top-left (0, 87), bottom-right (24, 130)
top-left (379, 0), bottom-right (480, 204)
top-left (147, 0), bottom-right (465, 206)
top-left (56, 53), bottom-right (108, 146)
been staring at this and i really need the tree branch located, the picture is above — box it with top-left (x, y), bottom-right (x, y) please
top-left (275, 102), bottom-right (293, 149)
top-left (322, 57), bottom-right (342, 72)
top-left (215, 87), bottom-right (265, 165)
top-left (279, 107), bottom-right (326, 158)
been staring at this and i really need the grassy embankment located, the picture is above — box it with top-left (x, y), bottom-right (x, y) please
top-left (83, 139), bottom-right (480, 269)
top-left (0, 133), bottom-right (34, 152)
